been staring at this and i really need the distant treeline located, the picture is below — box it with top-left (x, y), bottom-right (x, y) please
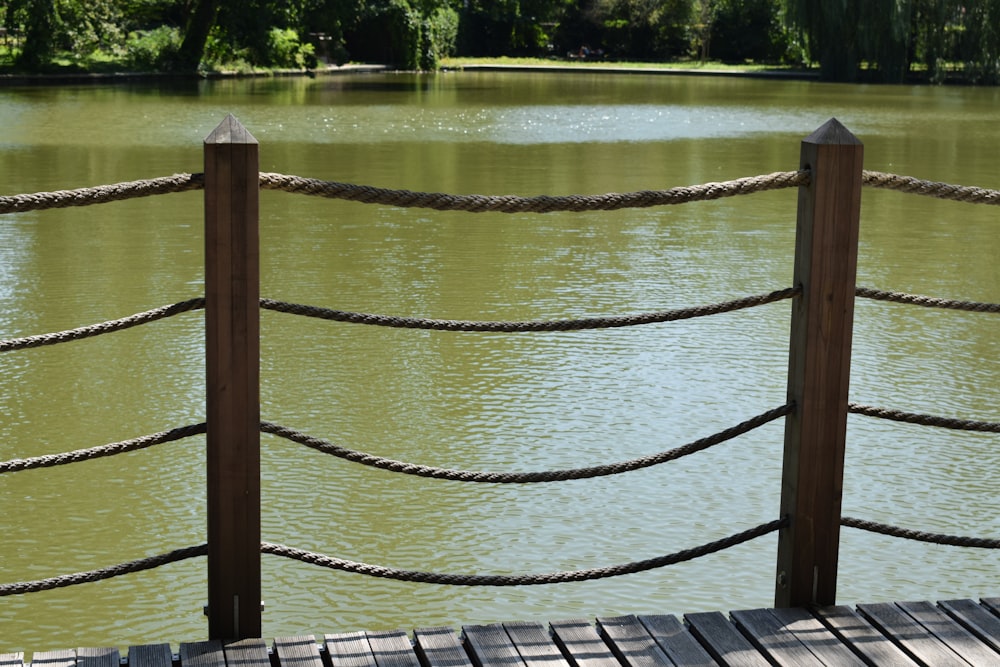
top-left (3, 1), bottom-right (1000, 83)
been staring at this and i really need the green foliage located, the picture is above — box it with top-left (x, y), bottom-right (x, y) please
top-left (125, 24), bottom-right (181, 70)
top-left (266, 27), bottom-right (316, 69)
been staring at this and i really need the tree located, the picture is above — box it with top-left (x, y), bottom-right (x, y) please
top-left (176, 0), bottom-right (219, 70)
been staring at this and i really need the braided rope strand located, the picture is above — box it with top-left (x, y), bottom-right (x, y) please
top-left (261, 404), bottom-right (792, 483)
top-left (856, 287), bottom-right (1000, 313)
top-left (842, 517), bottom-right (1000, 549)
top-left (862, 170), bottom-right (1000, 205)
top-left (0, 298), bottom-right (206, 353)
top-left (0, 544), bottom-right (208, 596)
top-left (260, 519), bottom-right (785, 586)
top-left (260, 287), bottom-right (799, 332)
top-left (0, 423), bottom-right (207, 474)
top-left (258, 170), bottom-right (809, 212)
top-left (0, 173), bottom-right (205, 214)
top-left (849, 403), bottom-right (1000, 433)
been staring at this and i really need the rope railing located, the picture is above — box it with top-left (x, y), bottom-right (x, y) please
top-left (862, 170), bottom-right (1000, 204)
top-left (0, 173), bottom-right (204, 214)
top-left (258, 170), bottom-right (809, 211)
top-left (2, 169), bottom-right (997, 217)
top-left (5, 512), bottom-right (993, 598)
top-left (0, 520), bottom-right (785, 597)
top-left (855, 287), bottom-right (1000, 313)
top-left (0, 545), bottom-right (208, 597)
top-left (0, 423), bottom-right (207, 474)
top-left (0, 298), bottom-right (206, 353)
top-left (849, 403), bottom-right (1000, 433)
top-left (260, 287), bottom-right (799, 332)
top-left (261, 404), bottom-right (793, 483)
top-left (841, 517), bottom-right (1000, 549)
top-left (259, 519), bottom-right (787, 586)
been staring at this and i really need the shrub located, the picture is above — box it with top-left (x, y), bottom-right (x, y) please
top-left (124, 25), bottom-right (181, 70)
top-left (266, 27), bottom-right (317, 69)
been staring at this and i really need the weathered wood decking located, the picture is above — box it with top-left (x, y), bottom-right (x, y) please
top-left (5, 598), bottom-right (1000, 667)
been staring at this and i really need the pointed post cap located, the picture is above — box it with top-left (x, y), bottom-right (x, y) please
top-left (205, 113), bottom-right (258, 145)
top-left (804, 118), bottom-right (862, 146)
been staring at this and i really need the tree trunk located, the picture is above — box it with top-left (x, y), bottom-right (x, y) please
top-left (176, 0), bottom-right (220, 71)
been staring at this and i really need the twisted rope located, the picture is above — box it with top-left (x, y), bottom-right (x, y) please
top-left (0, 174), bottom-right (204, 214)
top-left (261, 518), bottom-right (785, 586)
top-left (0, 544), bottom-right (208, 596)
top-left (261, 287), bottom-right (799, 332)
top-left (849, 403), bottom-right (1000, 433)
top-left (841, 517), bottom-right (999, 549)
top-left (863, 170), bottom-right (1000, 205)
top-left (258, 170), bottom-right (809, 212)
top-left (0, 423), bottom-right (207, 474)
top-left (261, 404), bottom-right (792, 483)
top-left (856, 287), bottom-right (1000, 313)
top-left (0, 298), bottom-right (206, 353)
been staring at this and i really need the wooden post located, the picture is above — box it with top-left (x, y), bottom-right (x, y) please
top-left (775, 119), bottom-right (863, 608)
top-left (204, 114), bottom-right (261, 638)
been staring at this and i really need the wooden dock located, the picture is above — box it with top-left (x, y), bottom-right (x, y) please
top-left (5, 598), bottom-right (1000, 667)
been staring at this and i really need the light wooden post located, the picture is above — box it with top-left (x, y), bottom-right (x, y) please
top-left (204, 114), bottom-right (261, 638)
top-left (775, 119), bottom-right (863, 608)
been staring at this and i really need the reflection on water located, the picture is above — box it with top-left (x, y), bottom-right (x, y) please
top-left (0, 72), bottom-right (997, 653)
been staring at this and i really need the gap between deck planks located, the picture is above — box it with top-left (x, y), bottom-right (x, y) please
top-left (5, 598), bottom-right (999, 667)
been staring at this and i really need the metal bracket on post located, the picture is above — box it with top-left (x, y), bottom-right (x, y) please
top-left (204, 114), bottom-right (262, 639)
top-left (775, 118), bottom-right (863, 609)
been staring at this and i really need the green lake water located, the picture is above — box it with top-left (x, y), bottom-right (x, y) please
top-left (0, 71), bottom-right (997, 653)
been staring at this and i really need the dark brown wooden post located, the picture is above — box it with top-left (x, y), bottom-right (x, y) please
top-left (204, 114), bottom-right (261, 638)
top-left (775, 118), bottom-right (863, 608)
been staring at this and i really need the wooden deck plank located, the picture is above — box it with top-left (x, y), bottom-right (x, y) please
top-left (638, 615), bottom-right (715, 667)
top-left (76, 648), bottom-right (120, 667)
top-left (325, 632), bottom-right (376, 667)
top-left (29, 650), bottom-right (76, 667)
top-left (179, 641), bottom-right (225, 667)
top-left (366, 630), bottom-right (421, 667)
top-left (273, 636), bottom-right (324, 667)
top-left (858, 602), bottom-right (967, 666)
top-left (767, 607), bottom-right (866, 666)
top-left (0, 654), bottom-right (24, 667)
top-left (812, 605), bottom-right (919, 666)
top-left (897, 601), bottom-right (999, 667)
top-left (223, 638), bottom-right (270, 667)
top-left (413, 627), bottom-right (474, 667)
top-left (548, 619), bottom-right (621, 667)
top-left (730, 608), bottom-right (826, 667)
top-left (939, 599), bottom-right (1000, 654)
top-left (462, 624), bottom-right (525, 667)
top-left (596, 615), bottom-right (671, 667)
top-left (684, 611), bottom-right (769, 667)
top-left (128, 644), bottom-right (173, 667)
top-left (502, 621), bottom-right (571, 667)
top-left (981, 598), bottom-right (1000, 616)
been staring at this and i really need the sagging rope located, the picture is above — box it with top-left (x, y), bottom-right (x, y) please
top-left (258, 171), bottom-right (809, 212)
top-left (260, 519), bottom-right (786, 586)
top-left (261, 404), bottom-right (793, 483)
top-left (0, 423), bottom-right (207, 474)
top-left (261, 287), bottom-right (799, 332)
top-left (849, 403), bottom-right (1000, 433)
top-left (856, 287), bottom-right (1000, 314)
top-left (0, 544), bottom-right (208, 596)
top-left (0, 173), bottom-right (204, 214)
top-left (842, 517), bottom-right (1000, 549)
top-left (0, 298), bottom-right (205, 353)
top-left (2, 169), bottom-right (997, 216)
top-left (0, 520), bottom-right (784, 596)
top-left (862, 171), bottom-right (1000, 205)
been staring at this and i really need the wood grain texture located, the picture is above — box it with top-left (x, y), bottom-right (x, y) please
top-left (776, 118), bottom-right (864, 608)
